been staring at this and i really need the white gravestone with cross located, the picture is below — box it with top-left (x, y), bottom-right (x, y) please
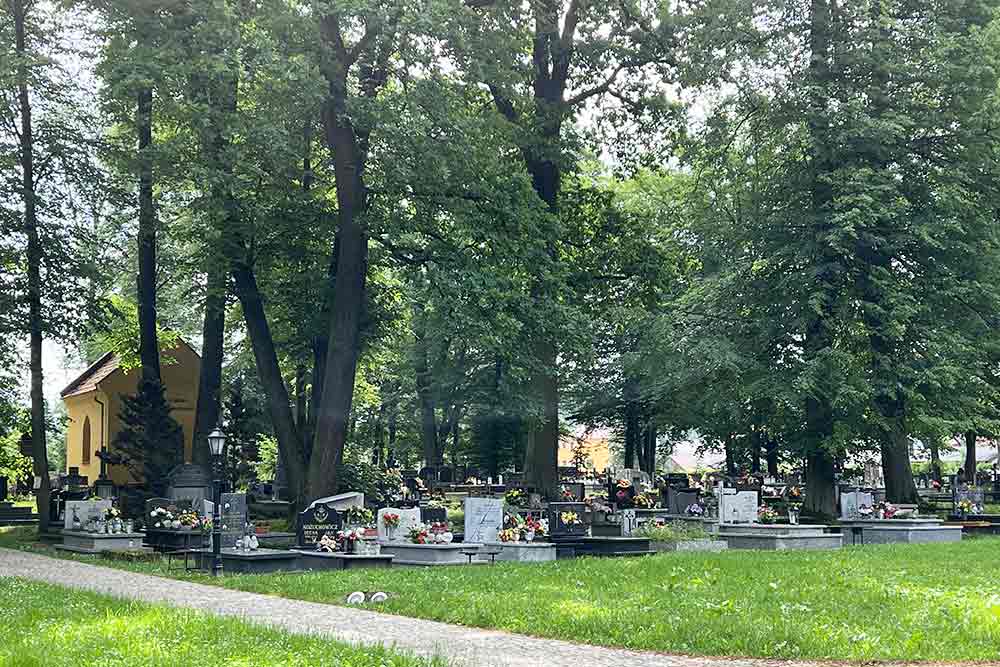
top-left (464, 497), bottom-right (503, 543)
top-left (377, 507), bottom-right (421, 542)
top-left (64, 500), bottom-right (111, 530)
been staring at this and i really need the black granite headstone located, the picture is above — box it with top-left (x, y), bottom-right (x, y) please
top-left (548, 501), bottom-right (588, 537)
top-left (420, 506), bottom-right (448, 525)
top-left (296, 502), bottom-right (343, 548)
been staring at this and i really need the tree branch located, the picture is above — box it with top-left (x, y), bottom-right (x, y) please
top-left (565, 63), bottom-right (625, 107)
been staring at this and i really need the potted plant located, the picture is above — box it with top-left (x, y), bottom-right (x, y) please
top-left (407, 524), bottom-right (430, 544)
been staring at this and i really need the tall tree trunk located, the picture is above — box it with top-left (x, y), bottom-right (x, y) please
top-left (927, 433), bottom-right (942, 482)
top-left (765, 435), bottom-right (779, 478)
top-left (232, 263), bottom-right (308, 505)
top-left (13, 0), bottom-right (50, 532)
top-left (964, 431), bottom-right (977, 484)
top-left (622, 378), bottom-right (639, 469)
top-left (412, 301), bottom-right (439, 466)
top-left (643, 423), bottom-right (657, 476)
top-left (724, 434), bottom-right (737, 477)
top-left (136, 84), bottom-right (160, 386)
top-left (881, 428), bottom-right (919, 503)
top-left (750, 428), bottom-right (762, 475)
top-left (310, 25), bottom-right (372, 498)
top-left (802, 0), bottom-right (838, 518)
top-left (192, 267), bottom-right (225, 467)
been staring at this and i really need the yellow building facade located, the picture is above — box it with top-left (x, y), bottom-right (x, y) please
top-left (61, 341), bottom-right (201, 485)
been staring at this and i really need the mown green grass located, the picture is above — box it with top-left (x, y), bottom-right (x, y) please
top-left (3, 528), bottom-right (1000, 662)
top-left (0, 575), bottom-right (442, 667)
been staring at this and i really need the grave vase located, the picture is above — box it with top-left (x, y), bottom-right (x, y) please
top-left (788, 509), bottom-right (799, 525)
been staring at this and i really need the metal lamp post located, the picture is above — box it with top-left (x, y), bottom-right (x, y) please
top-left (207, 426), bottom-right (226, 577)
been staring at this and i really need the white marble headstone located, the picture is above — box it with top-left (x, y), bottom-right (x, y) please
top-left (720, 491), bottom-right (757, 524)
top-left (377, 507), bottom-right (421, 542)
top-left (464, 497), bottom-right (503, 543)
top-left (64, 500), bottom-right (111, 530)
top-left (840, 491), bottom-right (874, 519)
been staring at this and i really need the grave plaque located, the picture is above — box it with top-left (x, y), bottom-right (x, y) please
top-left (839, 491), bottom-right (874, 519)
top-left (220, 493), bottom-right (247, 549)
top-left (377, 506), bottom-right (421, 542)
top-left (64, 499), bottom-right (111, 530)
top-left (720, 490), bottom-right (757, 524)
top-left (620, 509), bottom-right (638, 536)
top-left (298, 501), bottom-right (344, 548)
top-left (464, 497), bottom-right (503, 543)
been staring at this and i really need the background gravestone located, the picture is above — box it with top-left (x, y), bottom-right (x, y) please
top-left (167, 464), bottom-right (212, 507)
top-left (839, 491), bottom-right (874, 519)
top-left (953, 486), bottom-right (985, 511)
top-left (620, 509), bottom-right (638, 536)
top-left (220, 492), bottom-right (247, 549)
top-left (297, 502), bottom-right (344, 548)
top-left (464, 497), bottom-right (503, 543)
top-left (307, 492), bottom-right (364, 512)
top-left (377, 506), bottom-right (421, 541)
top-left (667, 488), bottom-right (700, 515)
top-left (560, 482), bottom-right (585, 501)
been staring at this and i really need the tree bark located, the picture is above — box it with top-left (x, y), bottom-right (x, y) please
top-left (413, 301), bottom-right (439, 466)
top-left (232, 263), bottom-right (308, 505)
top-left (724, 434), bottom-right (737, 477)
top-left (928, 433), bottom-right (942, 482)
top-left (192, 267), bottom-right (225, 467)
top-left (802, 0), bottom-right (838, 518)
top-left (881, 430), bottom-right (919, 503)
top-left (765, 435), bottom-right (779, 477)
top-left (642, 423), bottom-right (657, 476)
top-left (750, 429), bottom-right (762, 475)
top-left (964, 431), bottom-right (977, 484)
top-left (622, 379), bottom-right (639, 470)
top-left (310, 13), bottom-right (379, 500)
top-left (136, 82), bottom-right (161, 387)
top-left (13, 0), bottom-right (51, 532)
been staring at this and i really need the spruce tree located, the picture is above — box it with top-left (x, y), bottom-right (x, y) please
top-left (113, 378), bottom-right (183, 498)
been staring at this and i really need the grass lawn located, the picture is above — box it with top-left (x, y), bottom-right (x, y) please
top-left (0, 575), bottom-right (442, 667)
top-left (3, 528), bottom-right (1000, 662)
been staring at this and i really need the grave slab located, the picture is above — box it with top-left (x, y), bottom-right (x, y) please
top-left (839, 518), bottom-right (962, 545)
top-left (379, 542), bottom-right (479, 566)
top-left (193, 547), bottom-right (300, 574)
top-left (479, 541), bottom-right (557, 562)
top-left (57, 531), bottom-right (145, 554)
top-left (717, 523), bottom-right (842, 550)
top-left (292, 550), bottom-right (395, 571)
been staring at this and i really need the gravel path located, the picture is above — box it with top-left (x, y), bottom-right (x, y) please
top-left (0, 547), bottom-right (972, 667)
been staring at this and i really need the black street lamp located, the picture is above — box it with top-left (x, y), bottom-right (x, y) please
top-left (207, 426), bottom-right (226, 577)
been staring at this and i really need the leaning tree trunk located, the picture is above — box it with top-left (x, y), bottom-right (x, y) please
top-left (13, 0), bottom-right (51, 532)
top-left (964, 431), bottom-right (977, 484)
top-left (232, 263), bottom-right (308, 505)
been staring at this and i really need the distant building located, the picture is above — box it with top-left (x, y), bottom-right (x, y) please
top-left (59, 340), bottom-right (201, 485)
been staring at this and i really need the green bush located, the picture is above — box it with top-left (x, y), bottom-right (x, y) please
top-left (635, 520), bottom-right (710, 544)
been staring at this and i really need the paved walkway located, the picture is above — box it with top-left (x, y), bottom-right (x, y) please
top-left (0, 548), bottom-right (968, 667)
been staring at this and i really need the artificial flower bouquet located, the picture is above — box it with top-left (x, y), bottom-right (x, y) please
top-left (757, 505), bottom-right (779, 524)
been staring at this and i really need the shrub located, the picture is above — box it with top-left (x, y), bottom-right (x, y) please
top-left (635, 520), bottom-right (709, 544)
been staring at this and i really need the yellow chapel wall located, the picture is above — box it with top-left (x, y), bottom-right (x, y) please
top-left (64, 342), bottom-right (201, 487)
top-left (63, 393), bottom-right (106, 483)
